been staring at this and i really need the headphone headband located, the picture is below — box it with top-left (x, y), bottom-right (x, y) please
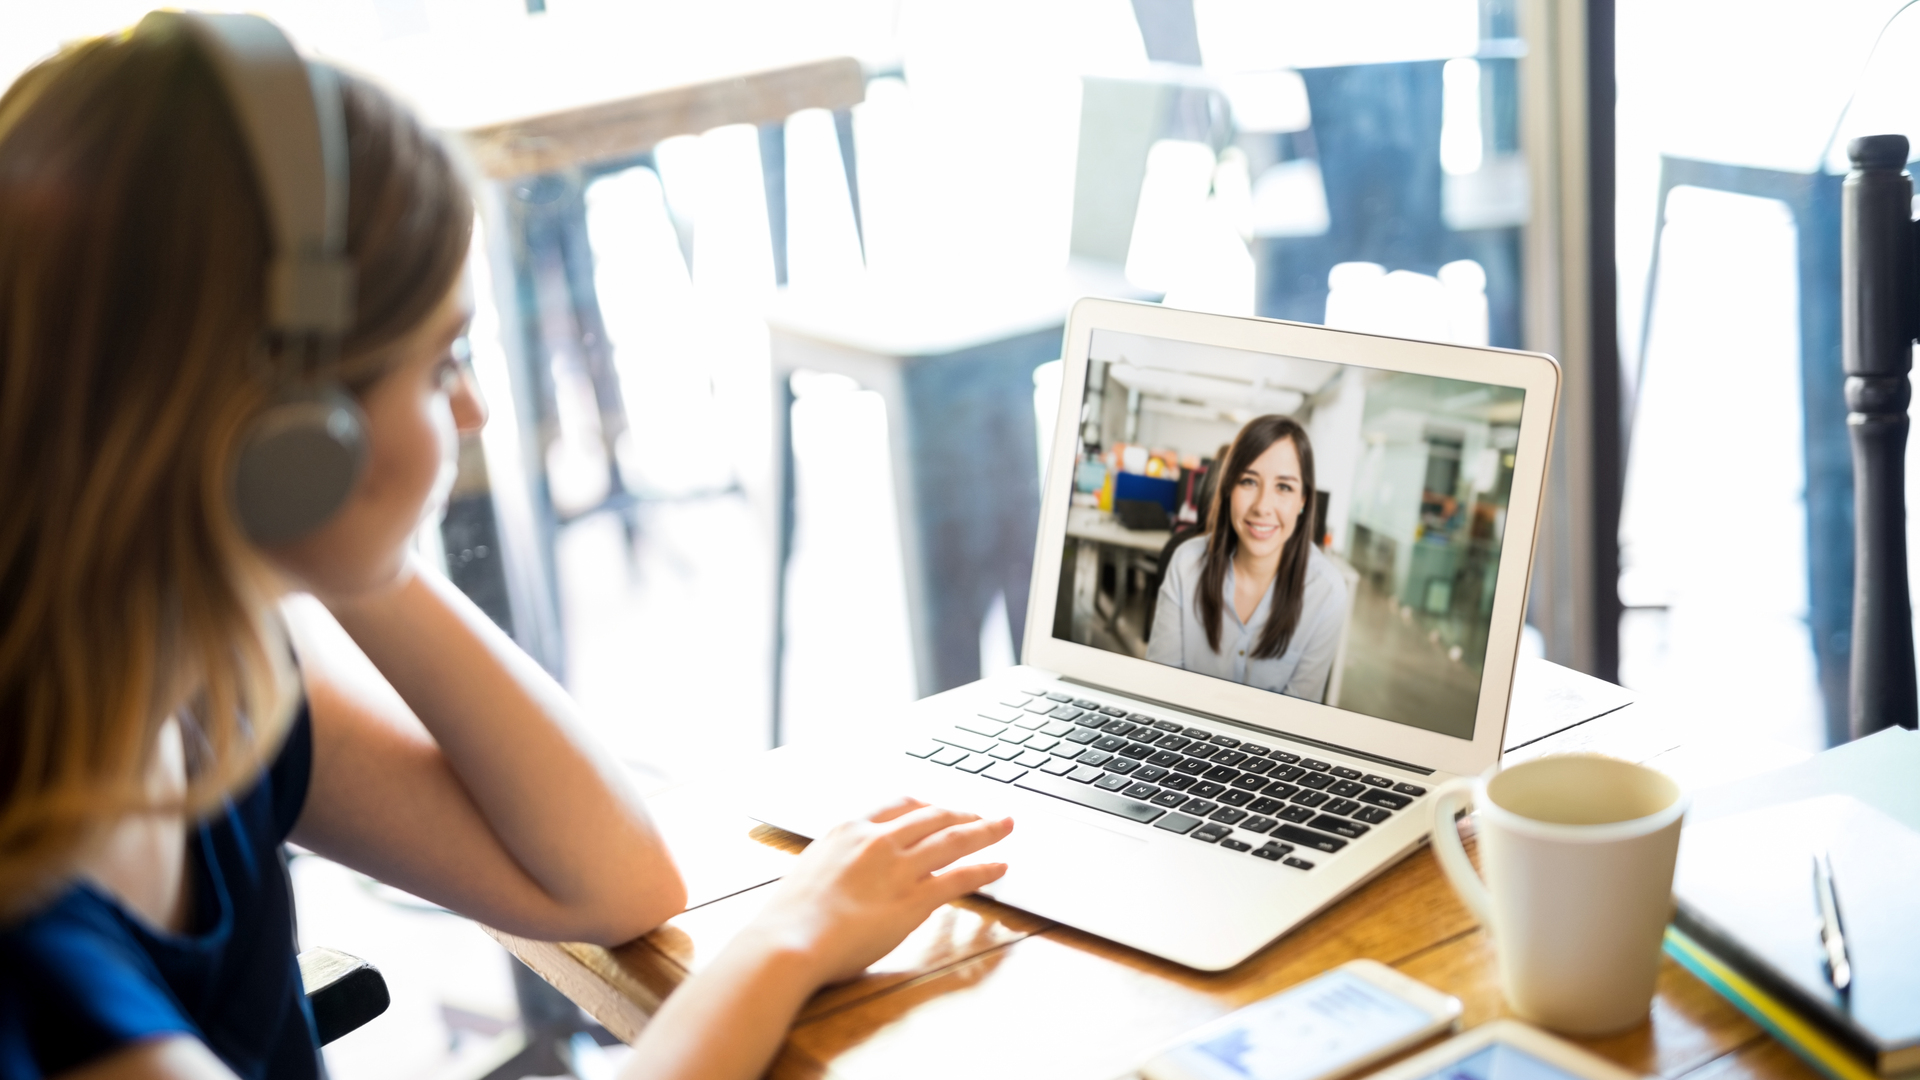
top-left (139, 10), bottom-right (354, 338)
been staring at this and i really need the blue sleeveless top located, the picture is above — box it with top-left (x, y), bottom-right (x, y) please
top-left (0, 703), bottom-right (318, 1078)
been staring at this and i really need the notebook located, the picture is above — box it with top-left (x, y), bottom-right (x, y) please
top-left (1671, 727), bottom-right (1920, 1077)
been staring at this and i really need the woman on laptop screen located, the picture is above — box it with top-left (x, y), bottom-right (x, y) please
top-left (1148, 416), bottom-right (1350, 702)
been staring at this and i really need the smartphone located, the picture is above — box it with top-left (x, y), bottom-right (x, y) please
top-left (1138, 961), bottom-right (1463, 1080)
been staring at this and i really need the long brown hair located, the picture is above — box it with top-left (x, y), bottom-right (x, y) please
top-left (1195, 415), bottom-right (1318, 660)
top-left (0, 24), bottom-right (472, 916)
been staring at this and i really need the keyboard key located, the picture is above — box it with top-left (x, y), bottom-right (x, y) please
top-left (1300, 758), bottom-right (1331, 772)
top-left (1359, 789), bottom-right (1413, 810)
top-left (1191, 823), bottom-right (1232, 843)
top-left (905, 741), bottom-right (942, 758)
top-left (1271, 766), bottom-right (1306, 783)
top-left (1152, 719), bottom-right (1184, 732)
top-left (1209, 735), bottom-right (1241, 748)
top-left (1330, 780), bottom-right (1365, 798)
top-left (1324, 798), bottom-right (1362, 816)
top-left (979, 705), bottom-right (1023, 723)
top-left (1186, 744), bottom-right (1221, 761)
top-left (1331, 766), bottom-right (1363, 780)
top-left (1298, 772), bottom-right (1334, 790)
top-left (1311, 815), bottom-right (1369, 839)
top-left (1363, 774), bottom-right (1393, 788)
top-left (1159, 773), bottom-right (1196, 791)
top-left (1217, 789), bottom-right (1254, 807)
top-left (1100, 705), bottom-right (1129, 717)
top-left (1151, 790), bottom-right (1188, 807)
top-left (1261, 781), bottom-right (1300, 799)
top-left (930, 746), bottom-right (969, 766)
top-left (1050, 705), bottom-right (1085, 721)
top-left (1272, 751), bottom-right (1302, 764)
top-left (956, 754), bottom-right (996, 773)
top-left (1101, 719), bottom-right (1137, 736)
top-left (987, 744), bottom-right (1023, 761)
top-left (1015, 749), bottom-right (1053, 768)
top-left (1123, 782), bottom-right (1162, 800)
top-left (1190, 781), bottom-right (1227, 799)
top-left (1174, 758), bottom-right (1209, 775)
top-left (1134, 765), bottom-right (1169, 783)
top-left (983, 762), bottom-right (1029, 783)
top-left (1242, 759), bottom-right (1277, 776)
top-left (1394, 783), bottom-right (1428, 797)
top-left (1279, 804), bottom-right (1316, 823)
top-left (1248, 797), bottom-right (1285, 815)
top-left (1045, 691), bottom-right (1074, 702)
top-left (934, 729), bottom-right (994, 753)
top-left (1025, 735), bottom-right (1060, 752)
top-left (1276, 824), bottom-right (1348, 852)
top-left (1184, 728), bottom-right (1214, 741)
top-left (1283, 857), bottom-right (1316, 870)
top-left (1181, 799), bottom-right (1220, 816)
top-left (1119, 742), bottom-right (1154, 759)
top-left (1068, 764), bottom-right (1106, 783)
top-left (1252, 842), bottom-right (1291, 861)
top-left (1073, 698), bottom-right (1101, 709)
top-left (1291, 790), bottom-right (1330, 807)
top-left (1093, 735), bottom-right (1128, 752)
top-left (1155, 734), bottom-right (1192, 751)
top-left (1230, 774), bottom-right (1268, 791)
top-left (1065, 728), bottom-right (1100, 745)
top-left (1210, 807), bottom-right (1249, 824)
top-left (1203, 765), bottom-right (1241, 783)
top-left (1038, 758), bottom-right (1077, 776)
top-left (1105, 757), bottom-right (1140, 775)
top-left (1199, 746), bottom-right (1242, 766)
top-left (1015, 772), bottom-right (1164, 824)
top-left (1353, 806), bottom-right (1392, 825)
top-left (1074, 712), bottom-right (1108, 728)
top-left (1147, 750), bottom-right (1183, 767)
top-left (1026, 699), bottom-right (1061, 714)
top-left (996, 729), bottom-right (1031, 745)
top-left (1095, 773), bottom-right (1132, 792)
top-left (1041, 720), bottom-right (1075, 737)
top-left (1011, 715), bottom-right (1048, 731)
top-left (1049, 744), bottom-right (1085, 760)
top-left (1243, 744), bottom-right (1271, 757)
top-left (1242, 816), bottom-right (1278, 834)
top-left (1220, 838), bottom-right (1253, 852)
top-left (997, 695), bottom-right (1031, 709)
top-left (1079, 750), bottom-right (1113, 768)
top-left (1153, 812), bottom-right (1202, 834)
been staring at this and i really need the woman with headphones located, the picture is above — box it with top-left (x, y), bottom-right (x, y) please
top-left (0, 14), bottom-right (1010, 1079)
top-left (1146, 415), bottom-right (1350, 702)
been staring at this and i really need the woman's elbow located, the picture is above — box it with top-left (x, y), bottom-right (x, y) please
top-left (583, 865), bottom-right (689, 946)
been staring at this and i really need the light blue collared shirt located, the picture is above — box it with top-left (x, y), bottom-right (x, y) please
top-left (1146, 535), bottom-right (1349, 702)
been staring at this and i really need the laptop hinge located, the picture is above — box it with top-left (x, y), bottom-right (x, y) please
top-left (1057, 677), bottom-right (1437, 775)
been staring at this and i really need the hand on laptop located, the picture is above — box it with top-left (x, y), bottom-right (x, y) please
top-left (741, 796), bottom-right (1015, 986)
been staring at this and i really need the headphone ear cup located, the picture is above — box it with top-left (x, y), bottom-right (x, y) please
top-left (233, 385), bottom-right (368, 545)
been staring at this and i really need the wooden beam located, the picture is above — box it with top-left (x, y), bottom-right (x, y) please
top-left (461, 56), bottom-right (866, 179)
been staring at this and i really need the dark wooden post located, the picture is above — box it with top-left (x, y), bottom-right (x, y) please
top-left (1842, 134), bottom-right (1919, 737)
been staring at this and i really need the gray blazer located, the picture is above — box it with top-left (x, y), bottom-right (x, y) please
top-left (1146, 535), bottom-right (1349, 702)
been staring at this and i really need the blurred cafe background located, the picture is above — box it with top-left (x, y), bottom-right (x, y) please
top-left (13, 0), bottom-right (1920, 1074)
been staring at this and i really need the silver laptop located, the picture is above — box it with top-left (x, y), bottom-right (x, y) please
top-left (747, 298), bottom-right (1559, 970)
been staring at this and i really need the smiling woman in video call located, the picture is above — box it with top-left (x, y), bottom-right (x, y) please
top-left (0, 14), bottom-right (1012, 1080)
top-left (1147, 415), bottom-right (1350, 703)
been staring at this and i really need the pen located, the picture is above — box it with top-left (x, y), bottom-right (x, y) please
top-left (1813, 850), bottom-right (1851, 994)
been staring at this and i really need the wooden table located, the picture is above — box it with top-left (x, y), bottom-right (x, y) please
top-left (491, 659), bottom-right (1816, 1080)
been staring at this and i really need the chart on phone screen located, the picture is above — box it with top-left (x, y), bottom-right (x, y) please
top-left (1179, 969), bottom-right (1432, 1080)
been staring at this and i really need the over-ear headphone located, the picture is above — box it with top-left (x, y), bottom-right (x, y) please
top-left (139, 11), bottom-right (367, 546)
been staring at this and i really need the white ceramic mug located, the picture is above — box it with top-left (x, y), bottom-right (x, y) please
top-left (1430, 753), bottom-right (1688, 1035)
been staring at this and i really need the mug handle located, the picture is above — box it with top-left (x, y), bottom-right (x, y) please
top-left (1430, 778), bottom-right (1495, 928)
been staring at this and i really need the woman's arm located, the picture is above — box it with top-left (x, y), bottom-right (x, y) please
top-left (620, 798), bottom-right (1012, 1080)
top-left (287, 562), bottom-right (686, 945)
top-left (1282, 572), bottom-right (1349, 702)
top-left (1145, 545), bottom-right (1188, 667)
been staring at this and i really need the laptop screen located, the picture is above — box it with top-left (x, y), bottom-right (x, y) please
top-left (1049, 328), bottom-right (1527, 741)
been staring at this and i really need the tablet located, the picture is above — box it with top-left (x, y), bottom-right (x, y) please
top-left (1360, 1019), bottom-right (1646, 1080)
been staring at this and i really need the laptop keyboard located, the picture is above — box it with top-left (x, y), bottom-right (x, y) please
top-left (905, 688), bottom-right (1428, 871)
